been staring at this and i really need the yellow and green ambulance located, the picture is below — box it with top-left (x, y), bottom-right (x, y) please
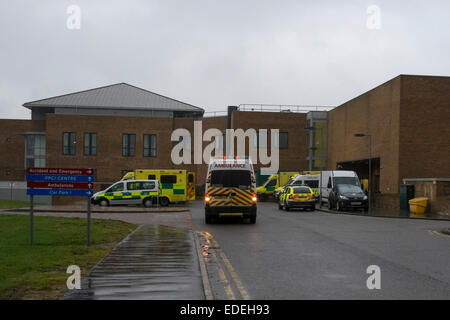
top-left (257, 172), bottom-right (299, 200)
top-left (122, 169), bottom-right (195, 206)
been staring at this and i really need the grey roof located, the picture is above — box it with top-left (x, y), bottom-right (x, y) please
top-left (23, 83), bottom-right (204, 113)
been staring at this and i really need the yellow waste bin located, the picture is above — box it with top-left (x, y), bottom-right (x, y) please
top-left (409, 197), bottom-right (428, 215)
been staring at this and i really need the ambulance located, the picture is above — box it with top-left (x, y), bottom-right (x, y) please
top-left (256, 172), bottom-right (299, 200)
top-left (121, 169), bottom-right (195, 206)
top-left (91, 179), bottom-right (160, 207)
top-left (204, 157), bottom-right (257, 224)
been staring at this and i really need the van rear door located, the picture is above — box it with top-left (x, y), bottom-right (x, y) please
top-left (209, 169), bottom-right (253, 206)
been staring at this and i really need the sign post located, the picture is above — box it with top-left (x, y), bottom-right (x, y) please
top-left (26, 168), bottom-right (95, 246)
top-left (87, 197), bottom-right (91, 246)
top-left (30, 195), bottom-right (34, 245)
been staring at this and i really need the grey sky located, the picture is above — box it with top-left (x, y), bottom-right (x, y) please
top-left (1, 0), bottom-right (449, 119)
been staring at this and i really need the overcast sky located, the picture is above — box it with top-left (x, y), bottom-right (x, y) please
top-left (1, 0), bottom-right (449, 118)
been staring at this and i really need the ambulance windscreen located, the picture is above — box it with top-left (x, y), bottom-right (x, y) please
top-left (211, 170), bottom-right (251, 188)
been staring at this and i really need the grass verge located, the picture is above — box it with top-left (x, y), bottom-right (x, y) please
top-left (0, 199), bottom-right (32, 210)
top-left (0, 214), bottom-right (136, 299)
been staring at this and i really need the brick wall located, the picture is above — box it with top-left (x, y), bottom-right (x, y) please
top-left (231, 111), bottom-right (308, 173)
top-left (0, 119), bottom-right (45, 181)
top-left (399, 75), bottom-right (450, 180)
top-left (327, 76), bottom-right (401, 195)
top-left (45, 114), bottom-right (177, 183)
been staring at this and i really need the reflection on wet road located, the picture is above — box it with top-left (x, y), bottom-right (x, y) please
top-left (63, 225), bottom-right (203, 300)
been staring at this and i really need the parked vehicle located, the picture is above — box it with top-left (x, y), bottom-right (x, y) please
top-left (204, 157), bottom-right (257, 224)
top-left (328, 184), bottom-right (368, 211)
top-left (278, 185), bottom-right (316, 211)
top-left (257, 172), bottom-right (299, 200)
top-left (122, 169), bottom-right (195, 205)
top-left (91, 179), bottom-right (159, 207)
top-left (319, 171), bottom-right (361, 207)
top-left (291, 174), bottom-right (320, 201)
top-left (275, 174), bottom-right (320, 201)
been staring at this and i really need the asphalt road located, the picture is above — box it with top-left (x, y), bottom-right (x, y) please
top-left (190, 200), bottom-right (450, 299)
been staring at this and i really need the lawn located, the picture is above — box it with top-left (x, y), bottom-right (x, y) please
top-left (0, 199), bottom-right (32, 210)
top-left (0, 214), bottom-right (136, 299)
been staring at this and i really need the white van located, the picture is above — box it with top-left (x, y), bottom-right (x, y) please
top-left (204, 157), bottom-right (257, 224)
top-left (319, 171), bottom-right (361, 206)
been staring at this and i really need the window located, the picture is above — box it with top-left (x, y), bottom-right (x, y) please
top-left (161, 175), bottom-right (177, 184)
top-left (304, 180), bottom-right (319, 188)
top-left (279, 132), bottom-right (288, 149)
top-left (148, 174), bottom-right (156, 180)
top-left (337, 184), bottom-right (363, 193)
top-left (122, 134), bottom-right (136, 157)
top-left (127, 182), bottom-right (139, 190)
top-left (266, 179), bottom-right (277, 187)
top-left (293, 187), bottom-right (311, 194)
top-left (333, 177), bottom-right (360, 187)
top-left (127, 181), bottom-right (155, 191)
top-left (141, 181), bottom-right (156, 190)
top-left (84, 133), bottom-right (97, 156)
top-left (211, 170), bottom-right (251, 188)
top-left (63, 132), bottom-right (76, 155)
top-left (188, 174), bottom-right (194, 183)
top-left (143, 134), bottom-right (157, 157)
top-left (26, 135), bottom-right (46, 168)
top-left (254, 130), bottom-right (267, 149)
top-left (109, 183), bottom-right (124, 192)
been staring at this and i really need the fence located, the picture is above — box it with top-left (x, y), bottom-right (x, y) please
top-left (0, 181), bottom-right (52, 205)
top-left (238, 104), bottom-right (334, 113)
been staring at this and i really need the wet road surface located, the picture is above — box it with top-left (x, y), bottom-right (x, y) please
top-left (191, 200), bottom-right (450, 299)
top-left (63, 224), bottom-right (203, 300)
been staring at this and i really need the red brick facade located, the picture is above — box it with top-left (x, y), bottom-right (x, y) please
top-left (1, 75), bottom-right (449, 210)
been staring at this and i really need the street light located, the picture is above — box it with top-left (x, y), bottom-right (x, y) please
top-left (354, 133), bottom-right (372, 215)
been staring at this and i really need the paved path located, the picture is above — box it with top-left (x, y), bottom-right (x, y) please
top-left (63, 224), bottom-right (204, 300)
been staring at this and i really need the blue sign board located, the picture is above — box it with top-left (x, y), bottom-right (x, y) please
top-left (27, 189), bottom-right (94, 197)
top-left (27, 174), bottom-right (95, 183)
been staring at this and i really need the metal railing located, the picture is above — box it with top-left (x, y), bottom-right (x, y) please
top-left (203, 104), bottom-right (334, 118)
top-left (238, 104), bottom-right (334, 113)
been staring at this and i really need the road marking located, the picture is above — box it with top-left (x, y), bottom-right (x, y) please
top-left (428, 230), bottom-right (450, 238)
top-left (219, 251), bottom-right (251, 300)
top-left (209, 234), bottom-right (251, 300)
top-left (216, 261), bottom-right (236, 300)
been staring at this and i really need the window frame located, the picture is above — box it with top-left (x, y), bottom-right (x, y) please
top-left (62, 132), bottom-right (76, 155)
top-left (122, 134), bottom-right (136, 157)
top-left (84, 132), bottom-right (97, 156)
top-left (143, 134), bottom-right (157, 157)
top-left (161, 175), bottom-right (177, 184)
top-left (278, 132), bottom-right (289, 149)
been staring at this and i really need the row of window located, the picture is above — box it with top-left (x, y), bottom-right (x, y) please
top-left (61, 131), bottom-right (289, 156)
top-left (62, 133), bottom-right (157, 157)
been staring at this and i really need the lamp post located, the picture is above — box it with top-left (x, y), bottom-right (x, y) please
top-left (354, 133), bottom-right (372, 215)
